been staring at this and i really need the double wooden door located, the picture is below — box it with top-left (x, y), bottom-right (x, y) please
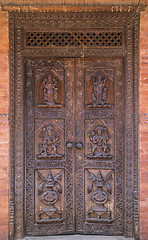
top-left (25, 57), bottom-right (124, 236)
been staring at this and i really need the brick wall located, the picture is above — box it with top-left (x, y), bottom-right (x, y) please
top-left (140, 6), bottom-right (148, 240)
top-left (0, 3), bottom-right (148, 240)
top-left (0, 11), bottom-right (9, 240)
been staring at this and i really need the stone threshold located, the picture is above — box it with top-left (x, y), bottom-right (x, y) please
top-left (23, 235), bottom-right (135, 240)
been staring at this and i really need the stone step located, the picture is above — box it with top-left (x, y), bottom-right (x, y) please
top-left (23, 235), bottom-right (135, 240)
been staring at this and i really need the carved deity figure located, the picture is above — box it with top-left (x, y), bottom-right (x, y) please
top-left (87, 170), bottom-right (113, 222)
top-left (87, 125), bottom-right (112, 158)
top-left (43, 74), bottom-right (58, 105)
top-left (37, 124), bottom-right (63, 158)
top-left (91, 73), bottom-right (108, 105)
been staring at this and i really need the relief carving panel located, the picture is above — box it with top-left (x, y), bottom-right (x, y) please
top-left (35, 61), bottom-right (65, 108)
top-left (35, 169), bottom-right (64, 223)
top-left (85, 69), bottom-right (114, 109)
top-left (35, 119), bottom-right (65, 159)
top-left (85, 169), bottom-right (114, 223)
top-left (85, 119), bottom-right (114, 159)
top-left (9, 11), bottom-right (139, 239)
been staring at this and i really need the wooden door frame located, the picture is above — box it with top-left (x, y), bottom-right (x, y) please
top-left (9, 11), bottom-right (140, 240)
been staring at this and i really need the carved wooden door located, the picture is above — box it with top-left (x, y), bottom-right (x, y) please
top-left (25, 57), bottom-right (124, 236)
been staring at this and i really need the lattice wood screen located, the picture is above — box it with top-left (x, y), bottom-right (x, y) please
top-left (25, 31), bottom-right (123, 47)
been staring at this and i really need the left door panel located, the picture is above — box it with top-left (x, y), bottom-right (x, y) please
top-left (25, 58), bottom-right (75, 235)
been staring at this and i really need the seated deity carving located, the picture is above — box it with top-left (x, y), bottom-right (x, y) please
top-left (36, 124), bottom-right (63, 159)
top-left (87, 125), bottom-right (112, 159)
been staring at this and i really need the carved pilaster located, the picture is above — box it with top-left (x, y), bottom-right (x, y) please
top-left (9, 200), bottom-right (15, 240)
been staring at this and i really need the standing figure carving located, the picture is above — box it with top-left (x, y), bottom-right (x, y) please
top-left (91, 73), bottom-right (108, 105)
top-left (87, 170), bottom-right (113, 222)
top-left (37, 124), bottom-right (63, 159)
top-left (87, 125), bottom-right (112, 158)
top-left (43, 73), bottom-right (58, 106)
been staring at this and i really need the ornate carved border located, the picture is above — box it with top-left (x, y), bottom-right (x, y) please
top-left (9, 11), bottom-right (140, 240)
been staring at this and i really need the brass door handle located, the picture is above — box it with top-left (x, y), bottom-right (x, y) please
top-left (76, 142), bottom-right (83, 149)
top-left (66, 141), bottom-right (73, 149)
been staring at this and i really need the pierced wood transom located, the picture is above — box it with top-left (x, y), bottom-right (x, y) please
top-left (25, 32), bottom-right (123, 47)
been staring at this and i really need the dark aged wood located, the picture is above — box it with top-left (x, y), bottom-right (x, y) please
top-left (86, 169), bottom-right (114, 223)
top-left (35, 169), bottom-right (64, 223)
top-left (75, 58), bottom-right (124, 235)
top-left (9, 11), bottom-right (140, 240)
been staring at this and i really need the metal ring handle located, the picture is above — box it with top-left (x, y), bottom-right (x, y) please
top-left (76, 142), bottom-right (83, 149)
top-left (66, 141), bottom-right (73, 149)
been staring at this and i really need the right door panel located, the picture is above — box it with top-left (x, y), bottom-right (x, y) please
top-left (75, 58), bottom-right (124, 235)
